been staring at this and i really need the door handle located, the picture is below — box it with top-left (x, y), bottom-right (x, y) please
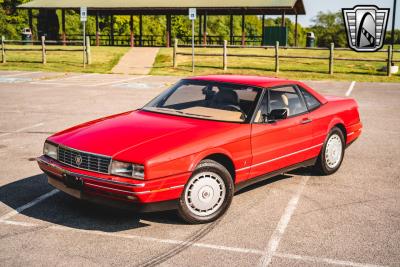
top-left (300, 118), bottom-right (313, 124)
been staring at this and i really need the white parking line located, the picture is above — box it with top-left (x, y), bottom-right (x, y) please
top-left (61, 73), bottom-right (98, 80)
top-left (346, 81), bottom-right (356, 96)
top-left (258, 176), bottom-right (310, 266)
top-left (0, 220), bottom-right (38, 227)
top-left (275, 253), bottom-right (385, 267)
top-left (0, 71), bottom-right (39, 77)
top-left (84, 75), bottom-right (147, 87)
top-left (0, 219), bottom-right (385, 267)
top-left (29, 73), bottom-right (98, 86)
top-left (0, 122), bottom-right (44, 138)
top-left (0, 189), bottom-right (58, 221)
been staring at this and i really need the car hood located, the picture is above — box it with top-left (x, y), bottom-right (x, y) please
top-left (48, 110), bottom-right (243, 160)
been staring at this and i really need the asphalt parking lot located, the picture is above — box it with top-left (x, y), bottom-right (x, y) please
top-left (0, 71), bottom-right (399, 267)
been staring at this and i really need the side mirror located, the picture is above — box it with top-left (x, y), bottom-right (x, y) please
top-left (266, 109), bottom-right (288, 122)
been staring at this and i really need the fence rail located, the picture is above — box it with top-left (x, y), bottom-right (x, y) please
top-left (1, 36), bottom-right (91, 66)
top-left (173, 39), bottom-right (399, 77)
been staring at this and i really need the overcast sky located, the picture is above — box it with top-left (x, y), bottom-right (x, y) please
top-left (296, 0), bottom-right (399, 29)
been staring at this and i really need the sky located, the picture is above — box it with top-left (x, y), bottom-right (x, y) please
top-left (297, 0), bottom-right (399, 29)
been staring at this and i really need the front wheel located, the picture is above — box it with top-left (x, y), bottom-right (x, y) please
top-left (314, 127), bottom-right (345, 175)
top-left (178, 159), bottom-right (234, 224)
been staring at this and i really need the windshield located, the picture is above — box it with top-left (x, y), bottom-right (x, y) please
top-left (142, 80), bottom-right (262, 123)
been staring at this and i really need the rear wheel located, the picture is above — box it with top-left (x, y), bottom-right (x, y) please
top-left (314, 127), bottom-right (345, 175)
top-left (178, 159), bottom-right (234, 224)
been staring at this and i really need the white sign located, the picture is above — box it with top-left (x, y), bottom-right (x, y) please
top-left (189, 8), bottom-right (196, 20)
top-left (80, 7), bottom-right (87, 22)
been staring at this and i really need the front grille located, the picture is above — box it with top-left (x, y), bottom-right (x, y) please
top-left (58, 146), bottom-right (111, 174)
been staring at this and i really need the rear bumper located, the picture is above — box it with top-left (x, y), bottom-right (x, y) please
top-left (346, 121), bottom-right (362, 144)
top-left (37, 156), bottom-right (190, 212)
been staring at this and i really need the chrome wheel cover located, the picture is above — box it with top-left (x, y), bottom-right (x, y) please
top-left (184, 172), bottom-right (226, 217)
top-left (325, 134), bottom-right (343, 169)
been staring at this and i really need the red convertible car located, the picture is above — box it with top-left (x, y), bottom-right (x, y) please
top-left (37, 75), bottom-right (362, 223)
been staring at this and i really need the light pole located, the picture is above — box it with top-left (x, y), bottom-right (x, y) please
top-left (391, 0), bottom-right (397, 46)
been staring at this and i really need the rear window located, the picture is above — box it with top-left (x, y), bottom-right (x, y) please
top-left (299, 87), bottom-right (321, 111)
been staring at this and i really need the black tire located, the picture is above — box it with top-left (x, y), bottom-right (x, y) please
top-left (314, 127), bottom-right (345, 175)
top-left (178, 159), bottom-right (234, 224)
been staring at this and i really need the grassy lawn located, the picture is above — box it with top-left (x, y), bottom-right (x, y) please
top-left (151, 47), bottom-right (400, 83)
top-left (0, 45), bottom-right (129, 73)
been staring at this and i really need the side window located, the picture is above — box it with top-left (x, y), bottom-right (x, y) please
top-left (269, 86), bottom-right (307, 117)
top-left (299, 87), bottom-right (321, 111)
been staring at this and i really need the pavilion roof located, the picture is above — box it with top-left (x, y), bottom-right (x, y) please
top-left (19, 0), bottom-right (305, 15)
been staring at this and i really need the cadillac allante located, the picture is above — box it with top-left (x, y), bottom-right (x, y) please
top-left (37, 75), bottom-right (362, 224)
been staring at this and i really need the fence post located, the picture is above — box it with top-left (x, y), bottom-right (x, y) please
top-left (387, 45), bottom-right (393, 77)
top-left (86, 36), bottom-right (91, 65)
top-left (173, 38), bottom-right (178, 68)
top-left (223, 40), bottom-right (227, 71)
top-left (41, 36), bottom-right (46, 64)
top-left (1, 36), bottom-right (5, 64)
top-left (275, 41), bottom-right (279, 73)
top-left (329, 43), bottom-right (334, 75)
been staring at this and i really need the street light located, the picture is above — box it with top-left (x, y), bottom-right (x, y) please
top-left (391, 0), bottom-right (397, 46)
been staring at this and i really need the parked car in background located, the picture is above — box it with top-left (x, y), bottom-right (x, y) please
top-left (37, 75), bottom-right (362, 224)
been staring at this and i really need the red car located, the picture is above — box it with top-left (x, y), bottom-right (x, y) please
top-left (37, 75), bottom-right (362, 224)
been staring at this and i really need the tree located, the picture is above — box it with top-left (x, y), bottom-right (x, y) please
top-left (309, 11), bottom-right (347, 47)
top-left (0, 0), bottom-right (29, 39)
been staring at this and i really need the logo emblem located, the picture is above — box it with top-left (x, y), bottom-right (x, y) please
top-left (342, 5), bottom-right (390, 52)
top-left (75, 155), bottom-right (82, 166)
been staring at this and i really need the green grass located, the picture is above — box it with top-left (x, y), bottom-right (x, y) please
top-left (151, 47), bottom-right (400, 83)
top-left (0, 45), bottom-right (129, 73)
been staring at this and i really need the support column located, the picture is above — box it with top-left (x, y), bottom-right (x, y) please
top-left (130, 15), bottom-right (134, 47)
top-left (166, 14), bottom-right (171, 47)
top-left (203, 13), bottom-right (207, 46)
top-left (230, 15), bottom-right (234, 45)
top-left (261, 15), bottom-right (265, 46)
top-left (28, 9), bottom-right (34, 40)
top-left (295, 13), bottom-right (298, 47)
top-left (281, 11), bottom-right (286, 27)
top-left (139, 14), bottom-right (143, 47)
top-left (95, 12), bottom-right (100, 46)
top-left (241, 14), bottom-right (246, 47)
top-left (61, 9), bottom-right (66, 45)
top-left (110, 15), bottom-right (114, 46)
top-left (199, 15), bottom-right (202, 45)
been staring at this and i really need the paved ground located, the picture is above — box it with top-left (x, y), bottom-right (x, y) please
top-left (0, 71), bottom-right (399, 267)
top-left (112, 47), bottom-right (160, 75)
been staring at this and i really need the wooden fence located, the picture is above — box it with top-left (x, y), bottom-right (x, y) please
top-left (1, 36), bottom-right (91, 67)
top-left (173, 39), bottom-right (399, 77)
top-left (65, 34), bottom-right (262, 47)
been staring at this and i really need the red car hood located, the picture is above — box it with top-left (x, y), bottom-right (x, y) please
top-left (48, 110), bottom-right (242, 159)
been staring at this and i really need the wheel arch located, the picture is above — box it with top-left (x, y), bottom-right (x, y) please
top-left (203, 153), bottom-right (236, 182)
top-left (328, 117), bottom-right (347, 143)
top-left (333, 123), bottom-right (347, 142)
top-left (190, 149), bottom-right (236, 182)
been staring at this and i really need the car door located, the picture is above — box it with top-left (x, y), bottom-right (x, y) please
top-left (249, 85), bottom-right (314, 178)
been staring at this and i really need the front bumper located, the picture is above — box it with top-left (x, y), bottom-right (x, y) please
top-left (37, 156), bottom-right (190, 212)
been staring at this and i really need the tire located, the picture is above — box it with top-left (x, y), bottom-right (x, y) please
top-left (178, 159), bottom-right (234, 224)
top-left (314, 127), bottom-right (345, 175)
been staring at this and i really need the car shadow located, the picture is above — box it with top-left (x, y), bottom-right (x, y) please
top-left (0, 174), bottom-right (184, 232)
top-left (1, 168), bottom-right (317, 231)
top-left (235, 166), bottom-right (317, 195)
top-left (288, 166), bottom-right (320, 176)
top-left (234, 174), bottom-right (293, 195)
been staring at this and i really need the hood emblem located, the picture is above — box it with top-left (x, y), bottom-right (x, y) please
top-left (75, 155), bottom-right (82, 166)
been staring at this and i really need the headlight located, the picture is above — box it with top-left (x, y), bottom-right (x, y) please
top-left (111, 160), bottom-right (144, 180)
top-left (43, 142), bottom-right (58, 160)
